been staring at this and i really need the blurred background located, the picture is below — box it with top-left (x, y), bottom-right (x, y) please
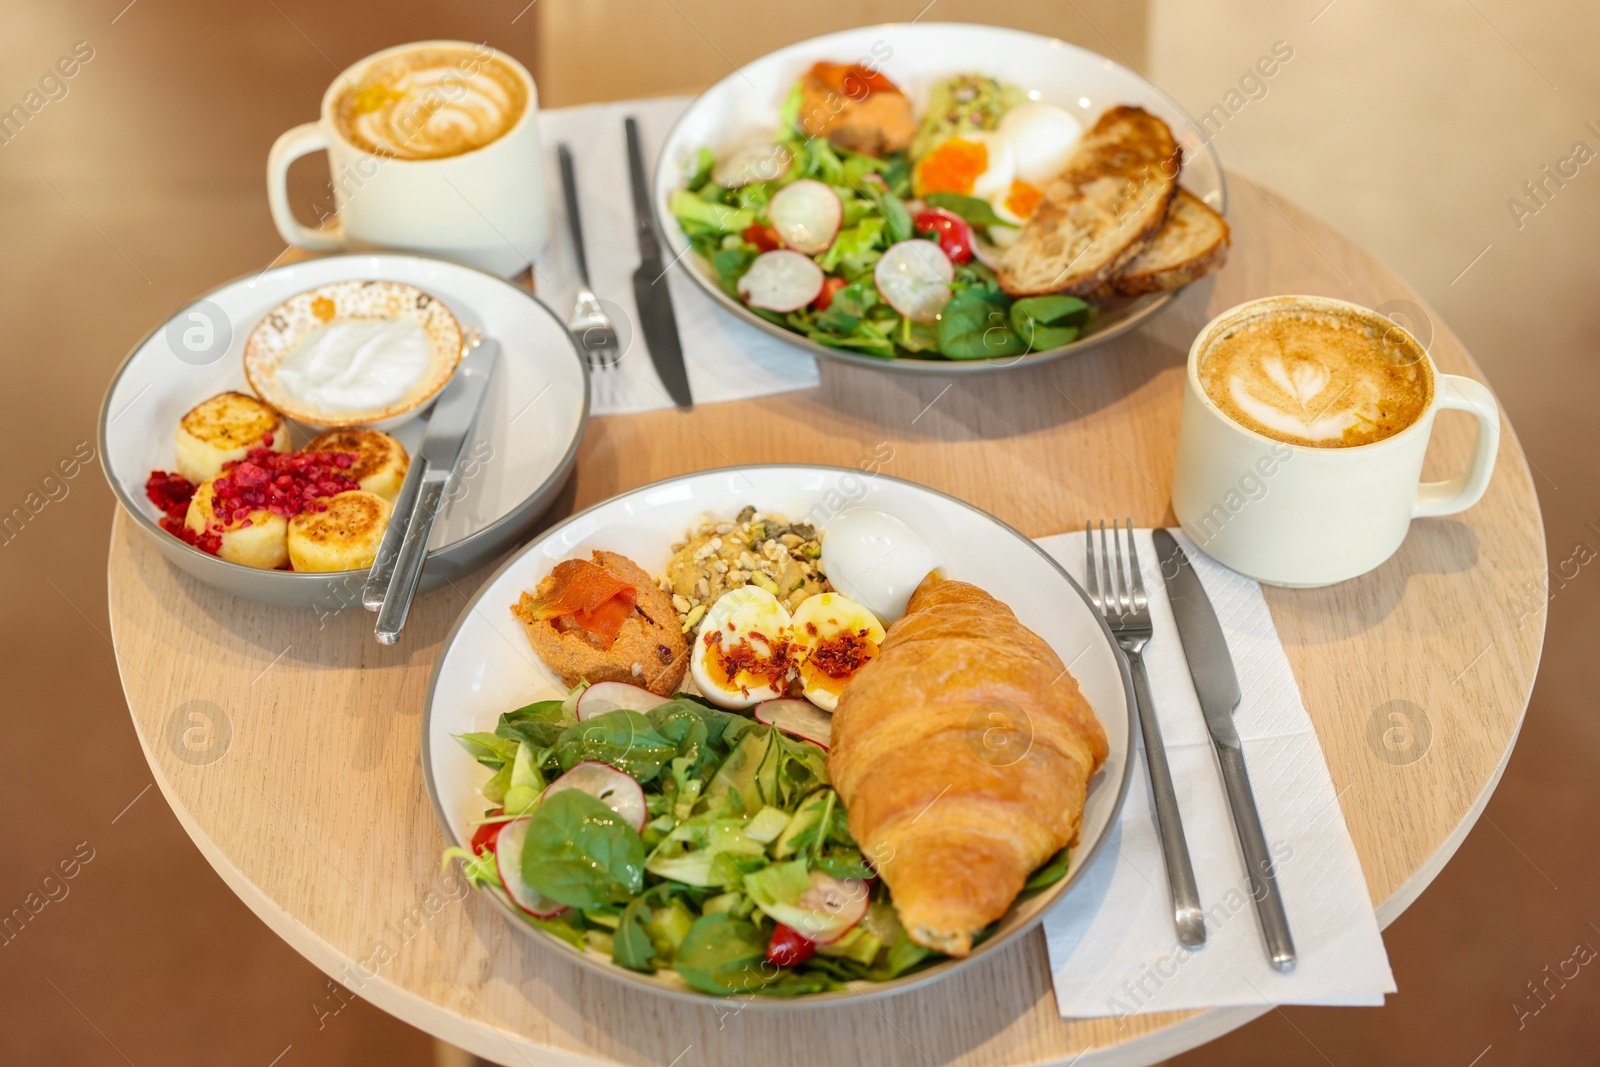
top-left (1, 0), bottom-right (1595, 1063)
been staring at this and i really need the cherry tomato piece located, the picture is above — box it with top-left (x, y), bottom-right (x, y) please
top-left (912, 208), bottom-right (975, 264)
top-left (743, 224), bottom-right (783, 252)
top-left (813, 276), bottom-right (849, 311)
top-left (470, 810), bottom-right (504, 856)
top-left (765, 923), bottom-right (817, 967)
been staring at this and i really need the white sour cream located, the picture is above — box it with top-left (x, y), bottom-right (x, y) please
top-left (274, 318), bottom-right (433, 416)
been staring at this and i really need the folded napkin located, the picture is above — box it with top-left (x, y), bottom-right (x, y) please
top-left (1032, 528), bottom-right (1395, 1017)
top-left (534, 98), bottom-right (820, 415)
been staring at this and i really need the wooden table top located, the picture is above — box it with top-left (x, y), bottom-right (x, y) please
top-left (106, 174), bottom-right (1546, 1067)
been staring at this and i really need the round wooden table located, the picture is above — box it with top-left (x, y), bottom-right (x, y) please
top-left (106, 175), bottom-right (1545, 1066)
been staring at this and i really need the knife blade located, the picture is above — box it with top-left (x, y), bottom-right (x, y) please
top-left (370, 338), bottom-right (501, 645)
top-left (624, 115), bottom-right (693, 410)
top-left (1152, 529), bottom-right (1297, 972)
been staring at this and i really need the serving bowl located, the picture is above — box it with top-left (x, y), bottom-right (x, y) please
top-left (654, 22), bottom-right (1226, 376)
top-left (100, 253), bottom-right (589, 609)
top-left (423, 465), bottom-right (1135, 1004)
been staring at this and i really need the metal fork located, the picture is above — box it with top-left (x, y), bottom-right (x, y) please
top-left (557, 142), bottom-right (621, 370)
top-left (1087, 519), bottom-right (1206, 948)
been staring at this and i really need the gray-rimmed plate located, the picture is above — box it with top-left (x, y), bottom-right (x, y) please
top-left (423, 464), bottom-right (1135, 1004)
top-left (99, 253), bottom-right (589, 608)
top-left (653, 23), bottom-right (1226, 376)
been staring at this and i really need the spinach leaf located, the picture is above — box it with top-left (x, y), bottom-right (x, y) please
top-left (1022, 847), bottom-right (1071, 891)
top-left (504, 699), bottom-right (566, 724)
top-left (937, 289), bottom-right (1026, 359)
top-left (710, 245), bottom-right (757, 297)
top-left (859, 175), bottom-right (914, 244)
top-left (495, 718), bottom-right (566, 750)
top-left (923, 191), bottom-right (1015, 230)
top-left (673, 914), bottom-right (782, 995)
top-left (520, 789), bottom-right (644, 908)
top-left (553, 709), bottom-right (677, 782)
top-left (1010, 295), bottom-right (1089, 352)
top-left (612, 893), bottom-right (658, 973)
top-left (452, 731), bottom-right (518, 768)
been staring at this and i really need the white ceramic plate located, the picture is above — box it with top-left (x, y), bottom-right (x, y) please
top-left (100, 253), bottom-right (589, 608)
top-left (423, 465), bottom-right (1134, 1004)
top-left (654, 22), bottom-right (1226, 375)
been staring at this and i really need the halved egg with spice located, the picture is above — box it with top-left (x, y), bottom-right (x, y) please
top-left (690, 586), bottom-right (796, 709)
top-left (790, 593), bottom-right (885, 712)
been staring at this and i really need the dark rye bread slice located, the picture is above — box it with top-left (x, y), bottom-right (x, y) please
top-left (995, 106), bottom-right (1181, 297)
top-left (1089, 189), bottom-right (1230, 300)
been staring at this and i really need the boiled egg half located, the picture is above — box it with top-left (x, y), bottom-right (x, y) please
top-left (915, 102), bottom-right (1083, 229)
top-left (820, 508), bottom-right (942, 624)
top-left (791, 593), bottom-right (886, 711)
top-left (690, 586), bottom-right (795, 709)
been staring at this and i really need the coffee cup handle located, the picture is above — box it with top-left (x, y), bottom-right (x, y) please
top-left (1413, 374), bottom-right (1501, 518)
top-left (266, 123), bottom-right (345, 253)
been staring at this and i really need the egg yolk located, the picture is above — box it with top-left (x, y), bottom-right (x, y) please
top-left (702, 628), bottom-right (794, 696)
top-left (1004, 180), bottom-right (1044, 219)
top-left (914, 137), bottom-right (989, 197)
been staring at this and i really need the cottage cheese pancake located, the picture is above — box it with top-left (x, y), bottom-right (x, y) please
top-left (1198, 304), bottom-right (1432, 448)
top-left (332, 47), bottom-right (527, 161)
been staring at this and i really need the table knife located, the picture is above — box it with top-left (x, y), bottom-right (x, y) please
top-left (370, 338), bottom-right (501, 645)
top-left (1153, 529), bottom-right (1297, 973)
top-left (624, 116), bottom-right (693, 409)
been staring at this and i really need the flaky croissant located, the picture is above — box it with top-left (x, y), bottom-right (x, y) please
top-left (827, 577), bottom-right (1108, 956)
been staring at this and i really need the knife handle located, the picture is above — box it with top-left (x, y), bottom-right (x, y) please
top-left (1215, 742), bottom-right (1297, 971)
top-left (1129, 652), bottom-right (1207, 948)
top-left (623, 117), bottom-right (658, 254)
top-left (363, 456), bottom-right (428, 611)
top-left (374, 476), bottom-right (446, 645)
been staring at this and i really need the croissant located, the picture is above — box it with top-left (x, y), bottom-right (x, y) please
top-left (827, 577), bottom-right (1108, 956)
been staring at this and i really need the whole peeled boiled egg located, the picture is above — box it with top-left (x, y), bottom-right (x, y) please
top-left (820, 509), bottom-right (942, 624)
top-left (913, 131), bottom-right (1014, 201)
top-left (690, 586), bottom-right (795, 709)
top-left (791, 593), bottom-right (886, 711)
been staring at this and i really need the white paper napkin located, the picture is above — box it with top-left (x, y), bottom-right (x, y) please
top-left (1033, 528), bottom-right (1395, 1017)
top-left (533, 98), bottom-right (820, 415)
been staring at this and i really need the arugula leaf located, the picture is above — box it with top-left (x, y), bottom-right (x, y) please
top-left (520, 789), bottom-right (645, 908)
top-left (859, 175), bottom-right (914, 244)
top-left (613, 893), bottom-right (659, 973)
top-left (1010, 295), bottom-right (1089, 352)
top-left (553, 709), bottom-right (677, 782)
top-left (937, 288), bottom-right (1026, 359)
top-left (673, 913), bottom-right (782, 995)
top-left (1022, 847), bottom-right (1072, 891)
top-left (923, 191), bottom-right (1015, 230)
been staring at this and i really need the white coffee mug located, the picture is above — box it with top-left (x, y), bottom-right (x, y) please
top-left (266, 41), bottom-right (549, 278)
top-left (1172, 294), bottom-right (1501, 587)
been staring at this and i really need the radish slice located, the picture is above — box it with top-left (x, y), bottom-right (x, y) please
top-left (971, 234), bottom-right (1003, 271)
top-left (713, 142), bottom-right (792, 188)
top-left (494, 818), bottom-right (568, 918)
top-left (766, 179), bottom-right (843, 254)
top-left (754, 698), bottom-right (833, 749)
top-left (874, 240), bottom-right (954, 323)
top-left (797, 872), bottom-right (870, 944)
top-left (737, 250), bottom-right (825, 312)
top-left (577, 681), bottom-right (673, 721)
top-left (543, 761), bottom-right (648, 832)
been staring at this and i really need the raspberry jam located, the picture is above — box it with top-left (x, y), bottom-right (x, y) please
top-left (146, 447), bottom-right (359, 557)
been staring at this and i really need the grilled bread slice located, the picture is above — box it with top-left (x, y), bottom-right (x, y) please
top-left (287, 490), bottom-right (393, 572)
top-left (304, 429), bottom-right (410, 503)
top-left (996, 106), bottom-right (1181, 297)
top-left (174, 391), bottom-right (290, 483)
top-left (185, 478), bottom-right (289, 569)
top-left (1090, 189), bottom-right (1229, 299)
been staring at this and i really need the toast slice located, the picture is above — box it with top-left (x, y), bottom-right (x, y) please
top-left (995, 105), bottom-right (1181, 297)
top-left (1090, 189), bottom-right (1230, 300)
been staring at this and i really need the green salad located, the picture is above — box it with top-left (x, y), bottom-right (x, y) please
top-left (444, 683), bottom-right (1071, 996)
top-left (670, 78), bottom-right (1095, 362)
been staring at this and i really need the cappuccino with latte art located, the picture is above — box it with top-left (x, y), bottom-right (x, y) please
top-left (1197, 304), bottom-right (1431, 448)
top-left (332, 47), bottom-right (528, 160)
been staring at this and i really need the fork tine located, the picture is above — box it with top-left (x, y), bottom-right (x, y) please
top-left (1098, 520), bottom-right (1118, 620)
top-left (1124, 519), bottom-right (1148, 613)
top-left (1084, 522), bottom-right (1101, 613)
top-left (1113, 519), bottom-right (1133, 616)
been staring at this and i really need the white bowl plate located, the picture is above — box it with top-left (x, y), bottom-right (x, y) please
top-left (654, 22), bottom-right (1226, 375)
top-left (423, 465), bottom-right (1135, 1004)
top-left (100, 253), bottom-right (589, 607)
